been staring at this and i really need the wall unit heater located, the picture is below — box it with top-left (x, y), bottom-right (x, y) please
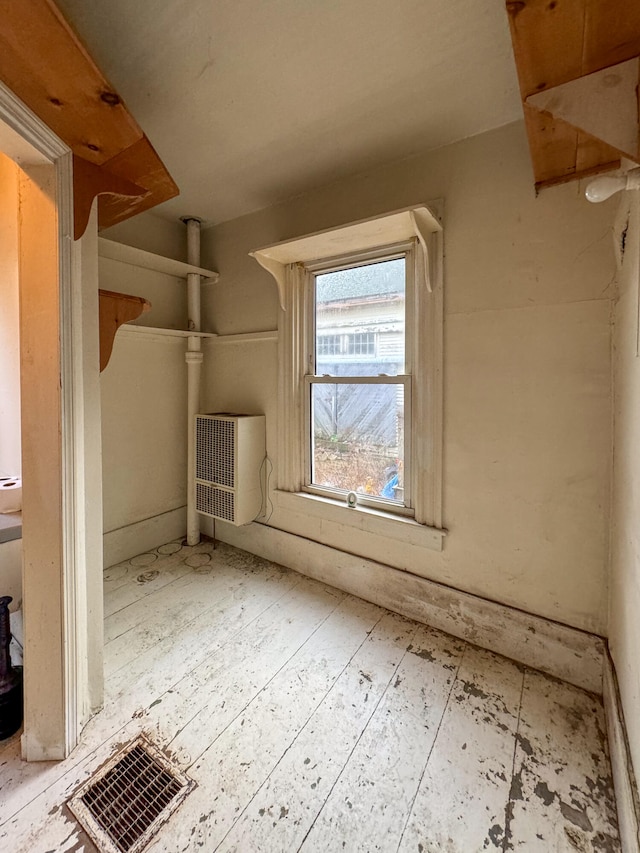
top-left (195, 413), bottom-right (266, 526)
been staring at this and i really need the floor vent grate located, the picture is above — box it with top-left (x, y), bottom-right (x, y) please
top-left (68, 737), bottom-right (194, 853)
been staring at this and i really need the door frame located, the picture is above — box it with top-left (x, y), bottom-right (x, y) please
top-left (0, 79), bottom-right (100, 759)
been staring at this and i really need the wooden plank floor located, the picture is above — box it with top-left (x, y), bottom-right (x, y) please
top-left (0, 539), bottom-right (620, 852)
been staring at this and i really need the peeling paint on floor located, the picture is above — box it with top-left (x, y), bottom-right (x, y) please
top-left (0, 541), bottom-right (620, 852)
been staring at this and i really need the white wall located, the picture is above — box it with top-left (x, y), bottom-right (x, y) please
top-left (609, 190), bottom-right (640, 784)
top-left (101, 334), bottom-right (188, 538)
top-left (0, 152), bottom-right (20, 480)
top-left (99, 214), bottom-right (190, 565)
top-left (103, 210), bottom-right (187, 262)
top-left (200, 121), bottom-right (615, 635)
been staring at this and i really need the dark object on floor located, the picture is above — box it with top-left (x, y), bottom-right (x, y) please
top-left (0, 595), bottom-right (23, 740)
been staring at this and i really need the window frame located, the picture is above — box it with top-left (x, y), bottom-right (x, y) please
top-left (261, 203), bottom-right (444, 533)
top-left (302, 242), bottom-right (415, 515)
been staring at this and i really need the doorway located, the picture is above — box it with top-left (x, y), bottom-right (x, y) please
top-left (0, 83), bottom-right (103, 761)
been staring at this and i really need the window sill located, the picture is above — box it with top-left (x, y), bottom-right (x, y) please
top-left (274, 489), bottom-right (446, 553)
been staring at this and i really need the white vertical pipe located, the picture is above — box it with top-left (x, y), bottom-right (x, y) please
top-left (185, 347), bottom-right (202, 546)
top-left (183, 217), bottom-right (203, 546)
top-left (186, 217), bottom-right (201, 332)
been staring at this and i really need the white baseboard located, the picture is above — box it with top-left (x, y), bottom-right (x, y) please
top-left (603, 655), bottom-right (640, 853)
top-left (215, 520), bottom-right (605, 694)
top-left (103, 506), bottom-right (187, 567)
top-left (20, 731), bottom-right (65, 762)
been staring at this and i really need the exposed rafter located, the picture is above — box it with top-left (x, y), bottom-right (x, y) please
top-left (0, 0), bottom-right (178, 236)
top-left (505, 0), bottom-right (640, 190)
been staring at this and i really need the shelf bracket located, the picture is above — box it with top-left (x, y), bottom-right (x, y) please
top-left (526, 57), bottom-right (640, 165)
top-left (99, 289), bottom-right (151, 372)
top-left (249, 252), bottom-right (286, 310)
top-left (73, 156), bottom-right (147, 241)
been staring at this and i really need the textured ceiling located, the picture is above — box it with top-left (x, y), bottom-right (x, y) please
top-left (56, 0), bottom-right (522, 226)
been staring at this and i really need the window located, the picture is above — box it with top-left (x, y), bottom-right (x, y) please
top-left (317, 332), bottom-right (377, 358)
top-left (307, 251), bottom-right (410, 510)
top-left (317, 334), bottom-right (341, 356)
top-left (252, 204), bottom-right (443, 530)
top-left (347, 332), bottom-right (376, 357)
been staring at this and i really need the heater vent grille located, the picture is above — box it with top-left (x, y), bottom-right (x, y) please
top-left (194, 413), bottom-right (265, 526)
top-left (196, 416), bottom-right (234, 487)
top-left (196, 481), bottom-right (235, 522)
top-left (68, 737), bottom-right (194, 853)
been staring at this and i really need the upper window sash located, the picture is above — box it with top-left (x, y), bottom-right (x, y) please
top-left (306, 241), bottom-right (415, 379)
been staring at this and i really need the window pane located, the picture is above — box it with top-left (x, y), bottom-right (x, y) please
top-left (315, 258), bottom-right (405, 375)
top-left (317, 334), bottom-right (341, 356)
top-left (310, 382), bottom-right (404, 502)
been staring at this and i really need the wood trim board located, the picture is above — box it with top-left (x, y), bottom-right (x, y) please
top-left (505, 0), bottom-right (640, 189)
top-left (0, 0), bottom-right (178, 235)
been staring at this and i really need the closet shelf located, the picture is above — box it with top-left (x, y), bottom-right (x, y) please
top-left (119, 326), bottom-right (278, 343)
top-left (208, 330), bottom-right (278, 344)
top-left (119, 325), bottom-right (218, 339)
top-left (98, 238), bottom-right (219, 284)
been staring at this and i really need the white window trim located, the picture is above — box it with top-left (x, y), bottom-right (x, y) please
top-left (251, 203), bottom-right (444, 533)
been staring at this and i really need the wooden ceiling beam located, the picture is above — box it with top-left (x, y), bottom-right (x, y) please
top-left (583, 1), bottom-right (640, 74)
top-left (0, 0), bottom-right (141, 166)
top-left (96, 137), bottom-right (179, 231)
top-left (506, 0), bottom-right (640, 190)
top-left (0, 0), bottom-right (178, 235)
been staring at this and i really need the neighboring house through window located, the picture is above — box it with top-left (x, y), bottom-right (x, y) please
top-left (317, 334), bottom-right (342, 356)
top-left (347, 332), bottom-right (376, 357)
top-left (309, 251), bottom-right (408, 507)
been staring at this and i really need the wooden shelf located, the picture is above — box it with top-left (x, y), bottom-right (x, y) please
top-left (208, 330), bottom-right (278, 344)
top-left (99, 241), bottom-right (221, 356)
top-left (118, 326), bottom-right (277, 343)
top-left (0, 1), bottom-right (178, 237)
top-left (119, 325), bottom-right (218, 339)
top-left (98, 238), bottom-right (219, 283)
top-left (505, 0), bottom-right (640, 190)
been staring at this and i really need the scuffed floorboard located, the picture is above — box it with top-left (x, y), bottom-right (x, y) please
top-left (0, 540), bottom-right (620, 852)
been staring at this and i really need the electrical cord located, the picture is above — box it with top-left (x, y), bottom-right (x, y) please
top-left (256, 454), bottom-right (274, 524)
